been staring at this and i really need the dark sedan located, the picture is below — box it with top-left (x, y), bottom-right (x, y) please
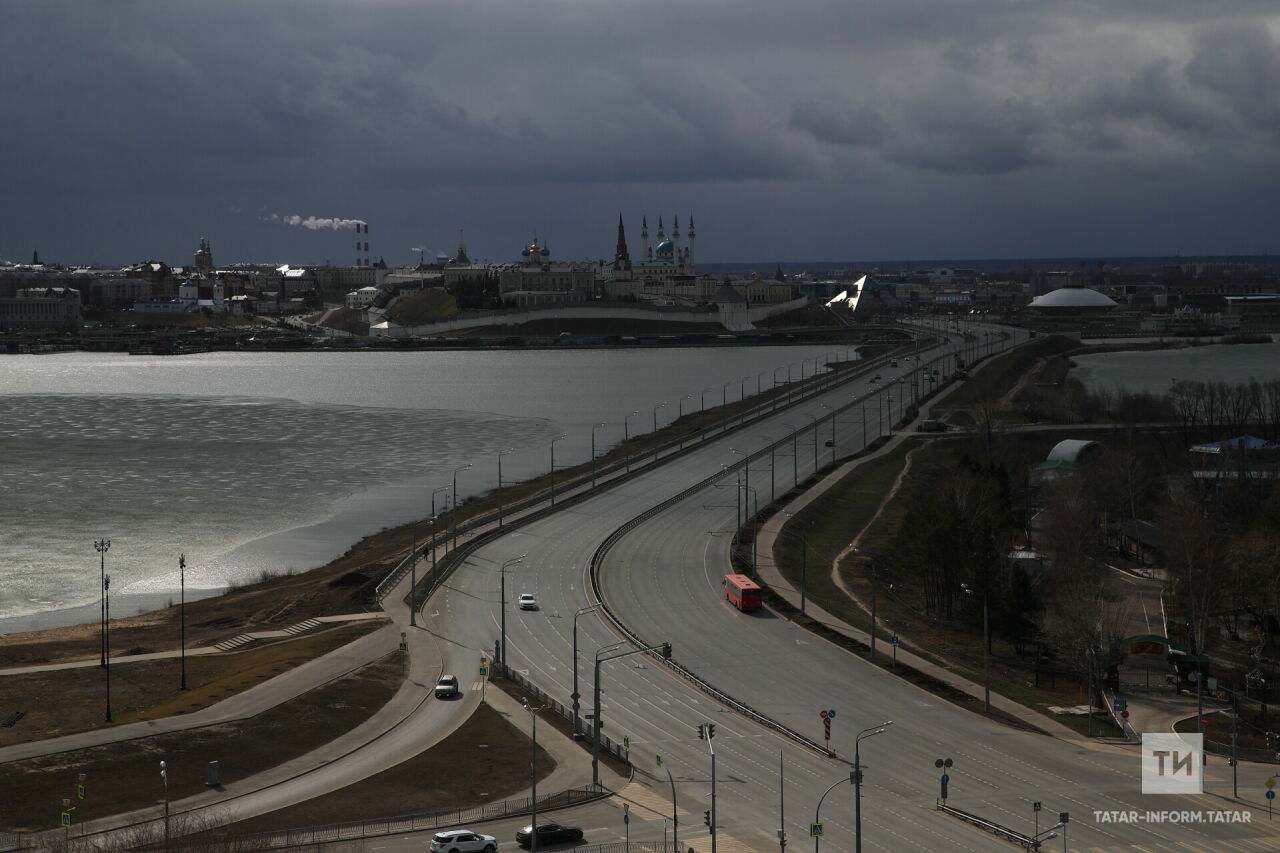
top-left (515, 822), bottom-right (583, 847)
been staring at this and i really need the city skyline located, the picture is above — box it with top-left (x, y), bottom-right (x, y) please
top-left (4, 1), bottom-right (1279, 265)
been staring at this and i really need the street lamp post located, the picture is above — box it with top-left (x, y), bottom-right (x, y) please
top-left (95, 538), bottom-right (110, 667)
top-left (523, 698), bottom-right (544, 853)
top-left (549, 433), bottom-right (567, 505)
top-left (593, 642), bottom-right (672, 785)
top-left (652, 402), bottom-right (667, 461)
top-left (159, 760), bottom-right (170, 850)
top-left (803, 413), bottom-right (819, 472)
top-left (409, 526), bottom-right (419, 628)
top-left (431, 485), bottom-right (450, 568)
top-left (571, 604), bottom-right (602, 737)
top-left (498, 448), bottom-right (514, 526)
top-left (452, 463), bottom-right (471, 550)
top-left (179, 553), bottom-right (187, 690)
top-left (696, 722), bottom-right (718, 853)
top-left (780, 421), bottom-right (799, 485)
top-left (854, 721), bottom-right (893, 853)
top-left (701, 388), bottom-right (712, 412)
top-left (104, 573), bottom-right (112, 722)
top-left (679, 393), bottom-right (692, 419)
top-left (499, 555), bottom-right (526, 673)
top-left (591, 422), bottom-right (606, 487)
top-left (813, 775), bottom-right (850, 853)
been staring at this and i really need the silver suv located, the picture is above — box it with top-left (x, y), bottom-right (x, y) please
top-left (430, 829), bottom-right (496, 853)
top-left (435, 674), bottom-right (461, 699)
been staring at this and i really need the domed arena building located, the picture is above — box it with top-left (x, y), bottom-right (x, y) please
top-left (1026, 284), bottom-right (1119, 329)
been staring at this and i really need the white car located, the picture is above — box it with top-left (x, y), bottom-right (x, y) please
top-left (518, 593), bottom-right (538, 611)
top-left (430, 829), bottom-right (497, 853)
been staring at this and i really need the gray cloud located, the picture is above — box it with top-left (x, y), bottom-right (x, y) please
top-left (2, 0), bottom-right (1279, 262)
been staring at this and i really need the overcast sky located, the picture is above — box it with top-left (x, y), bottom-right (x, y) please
top-left (4, 1), bottom-right (1279, 267)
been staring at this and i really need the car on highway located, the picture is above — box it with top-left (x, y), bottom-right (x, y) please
top-left (518, 593), bottom-right (538, 611)
top-left (430, 829), bottom-right (497, 853)
top-left (515, 821), bottom-right (583, 847)
top-left (434, 674), bottom-right (461, 699)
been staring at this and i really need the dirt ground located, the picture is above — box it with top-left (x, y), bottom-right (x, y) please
top-left (0, 622), bottom-right (383, 747)
top-left (227, 698), bottom-right (555, 835)
top-left (0, 652), bottom-right (405, 833)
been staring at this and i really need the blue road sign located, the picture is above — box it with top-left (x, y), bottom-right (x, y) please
top-left (941, 774), bottom-right (950, 783)
top-left (1268, 790), bottom-right (1275, 800)
top-left (827, 709), bottom-right (836, 718)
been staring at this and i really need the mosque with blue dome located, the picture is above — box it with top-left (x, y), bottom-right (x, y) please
top-left (611, 214), bottom-right (696, 278)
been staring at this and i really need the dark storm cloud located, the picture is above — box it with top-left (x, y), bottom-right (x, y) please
top-left (3, 0), bottom-right (1280, 261)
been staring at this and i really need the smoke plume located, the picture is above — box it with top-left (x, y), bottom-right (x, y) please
top-left (266, 214), bottom-right (366, 231)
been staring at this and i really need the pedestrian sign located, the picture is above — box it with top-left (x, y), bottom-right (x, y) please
top-left (60, 812), bottom-right (70, 827)
top-left (77, 784), bottom-right (85, 800)
top-left (479, 662), bottom-right (488, 677)
top-left (891, 634), bottom-right (899, 645)
top-left (810, 823), bottom-right (824, 837)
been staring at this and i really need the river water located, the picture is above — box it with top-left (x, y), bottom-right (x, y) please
top-left (0, 346), bottom-right (844, 631)
top-left (1071, 340), bottom-right (1280, 394)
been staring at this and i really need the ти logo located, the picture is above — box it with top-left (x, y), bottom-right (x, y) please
top-left (1142, 733), bottom-right (1203, 794)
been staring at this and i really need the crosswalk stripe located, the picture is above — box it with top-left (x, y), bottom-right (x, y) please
top-left (614, 781), bottom-right (691, 818)
top-left (681, 833), bottom-right (755, 853)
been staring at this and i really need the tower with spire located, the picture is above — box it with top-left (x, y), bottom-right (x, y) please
top-left (613, 214), bottom-right (632, 271)
top-left (641, 216), bottom-right (652, 261)
top-left (686, 215), bottom-right (696, 269)
top-left (453, 229), bottom-right (471, 265)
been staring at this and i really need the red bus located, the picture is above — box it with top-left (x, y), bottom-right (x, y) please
top-left (723, 574), bottom-right (763, 612)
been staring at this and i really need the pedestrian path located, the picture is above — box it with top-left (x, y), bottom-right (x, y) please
top-left (0, 612), bottom-right (388, 675)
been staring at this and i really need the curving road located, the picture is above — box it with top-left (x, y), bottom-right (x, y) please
top-left (432, 321), bottom-right (1280, 853)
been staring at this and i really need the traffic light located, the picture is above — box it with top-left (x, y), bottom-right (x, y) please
top-left (703, 810), bottom-right (712, 827)
top-left (707, 723), bottom-right (715, 739)
top-left (697, 724), bottom-right (706, 739)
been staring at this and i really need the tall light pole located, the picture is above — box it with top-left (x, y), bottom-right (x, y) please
top-left (729, 448), bottom-right (749, 522)
top-left (820, 404), bottom-right (837, 464)
top-left (624, 410), bottom-right (639, 472)
top-left (498, 448), bottom-right (514, 526)
top-left (430, 485), bottom-right (450, 568)
top-left (409, 525), bottom-right (419, 628)
top-left (179, 554), bottom-right (187, 690)
top-left (803, 413), bottom-right (819, 473)
top-left (452, 463), bottom-right (471, 550)
top-left (593, 642), bottom-right (672, 785)
top-left (780, 421), bottom-right (799, 485)
top-left (549, 433), bottom-right (567, 505)
top-left (95, 538), bottom-right (110, 667)
top-left (854, 721), bottom-right (893, 853)
top-left (652, 402), bottom-right (667, 462)
top-left (813, 774), bottom-right (850, 853)
top-left (103, 573), bottom-right (112, 722)
top-left (591, 422), bottom-right (606, 487)
top-left (696, 722), bottom-right (718, 853)
top-left (499, 554), bottom-right (526, 673)
top-left (571, 604), bottom-right (602, 737)
top-left (159, 760), bottom-right (170, 851)
top-left (522, 698), bottom-right (544, 853)
top-left (678, 393), bottom-right (692, 419)
top-left (701, 388), bottom-right (712, 412)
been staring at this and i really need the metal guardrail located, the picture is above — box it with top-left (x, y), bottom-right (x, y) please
top-left (938, 802), bottom-right (1038, 848)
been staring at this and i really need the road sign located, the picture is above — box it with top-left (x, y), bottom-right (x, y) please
top-left (809, 823), bottom-right (824, 838)
top-left (1268, 790), bottom-right (1276, 801)
top-left (76, 784), bottom-right (85, 800)
top-left (1033, 801), bottom-right (1042, 812)
top-left (1114, 699), bottom-right (1127, 711)
top-left (1202, 716), bottom-right (1209, 726)
top-left (824, 720), bottom-right (831, 738)
top-left (827, 709), bottom-right (836, 718)
top-left (941, 774), bottom-right (950, 783)
top-left (60, 812), bottom-right (70, 827)
top-left (624, 803), bottom-right (630, 824)
top-left (1267, 778), bottom-right (1275, 788)
top-left (624, 735), bottom-right (630, 751)
top-left (1122, 710), bottom-right (1130, 719)
top-left (891, 634), bottom-right (899, 646)
top-left (820, 709), bottom-right (828, 719)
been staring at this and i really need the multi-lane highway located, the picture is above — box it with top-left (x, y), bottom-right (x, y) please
top-left (432, 324), bottom-right (1280, 852)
